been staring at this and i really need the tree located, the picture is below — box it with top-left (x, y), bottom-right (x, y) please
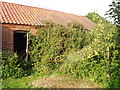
top-left (106, 0), bottom-right (120, 27)
top-left (106, 0), bottom-right (120, 45)
top-left (106, 1), bottom-right (120, 87)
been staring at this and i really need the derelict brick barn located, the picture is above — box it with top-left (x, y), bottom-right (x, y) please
top-left (0, 1), bottom-right (95, 58)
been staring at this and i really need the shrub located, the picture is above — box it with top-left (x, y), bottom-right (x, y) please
top-left (60, 17), bottom-right (120, 88)
top-left (28, 21), bottom-right (87, 75)
top-left (86, 12), bottom-right (110, 24)
top-left (28, 17), bottom-right (119, 88)
top-left (1, 50), bottom-right (26, 78)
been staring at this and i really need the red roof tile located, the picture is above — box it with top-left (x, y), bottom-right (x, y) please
top-left (0, 1), bottom-right (96, 29)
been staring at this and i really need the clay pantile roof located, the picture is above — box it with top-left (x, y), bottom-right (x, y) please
top-left (0, 1), bottom-right (96, 30)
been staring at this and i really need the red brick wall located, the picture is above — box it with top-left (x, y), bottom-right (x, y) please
top-left (1, 24), bottom-right (41, 51)
top-left (2, 26), bottom-right (14, 51)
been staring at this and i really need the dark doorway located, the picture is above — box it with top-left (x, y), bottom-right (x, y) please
top-left (14, 31), bottom-right (27, 58)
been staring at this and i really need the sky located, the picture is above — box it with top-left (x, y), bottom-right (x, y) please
top-left (0, 0), bottom-right (113, 18)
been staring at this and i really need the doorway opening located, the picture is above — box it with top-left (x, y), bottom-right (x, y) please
top-left (14, 31), bottom-right (28, 60)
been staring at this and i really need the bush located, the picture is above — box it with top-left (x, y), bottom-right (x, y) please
top-left (1, 50), bottom-right (26, 78)
top-left (28, 16), bottom-right (119, 88)
top-left (60, 16), bottom-right (120, 88)
top-left (86, 12), bottom-right (110, 24)
top-left (28, 21), bottom-right (87, 75)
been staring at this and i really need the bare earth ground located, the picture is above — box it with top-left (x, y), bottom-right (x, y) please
top-left (31, 75), bottom-right (103, 88)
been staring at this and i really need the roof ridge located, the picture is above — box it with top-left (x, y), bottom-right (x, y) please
top-left (0, 1), bottom-right (84, 18)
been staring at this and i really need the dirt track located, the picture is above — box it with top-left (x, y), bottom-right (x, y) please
top-left (31, 75), bottom-right (103, 88)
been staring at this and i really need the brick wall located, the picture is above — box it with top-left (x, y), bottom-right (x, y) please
top-left (1, 24), bottom-right (41, 51)
top-left (2, 26), bottom-right (13, 51)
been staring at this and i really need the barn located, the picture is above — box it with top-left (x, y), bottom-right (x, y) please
top-left (0, 1), bottom-right (95, 59)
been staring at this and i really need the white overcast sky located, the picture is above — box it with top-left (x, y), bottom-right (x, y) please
top-left (0, 0), bottom-right (113, 18)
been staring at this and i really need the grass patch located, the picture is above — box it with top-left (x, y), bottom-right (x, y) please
top-left (2, 70), bottom-right (103, 88)
top-left (2, 73), bottom-right (51, 88)
top-left (2, 75), bottom-right (38, 88)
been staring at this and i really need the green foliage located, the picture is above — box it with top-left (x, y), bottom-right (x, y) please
top-left (2, 74), bottom-right (40, 88)
top-left (86, 12), bottom-right (110, 24)
top-left (2, 2), bottom-right (119, 88)
top-left (106, 0), bottom-right (120, 53)
top-left (28, 14), bottom-right (119, 88)
top-left (106, 0), bottom-right (120, 27)
top-left (29, 21), bottom-right (87, 75)
top-left (2, 50), bottom-right (26, 78)
top-left (60, 16), bottom-right (120, 88)
top-left (105, 0), bottom-right (120, 87)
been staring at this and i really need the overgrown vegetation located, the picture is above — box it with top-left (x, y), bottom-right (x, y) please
top-left (60, 18), bottom-right (120, 88)
top-left (2, 18), bottom-right (119, 88)
top-left (1, 50), bottom-right (34, 79)
top-left (28, 13), bottom-right (119, 88)
top-left (86, 12), bottom-right (110, 24)
top-left (27, 14), bottom-right (119, 88)
top-left (2, 50), bottom-right (26, 78)
top-left (28, 21), bottom-right (87, 75)
top-left (2, 1), bottom-right (119, 88)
